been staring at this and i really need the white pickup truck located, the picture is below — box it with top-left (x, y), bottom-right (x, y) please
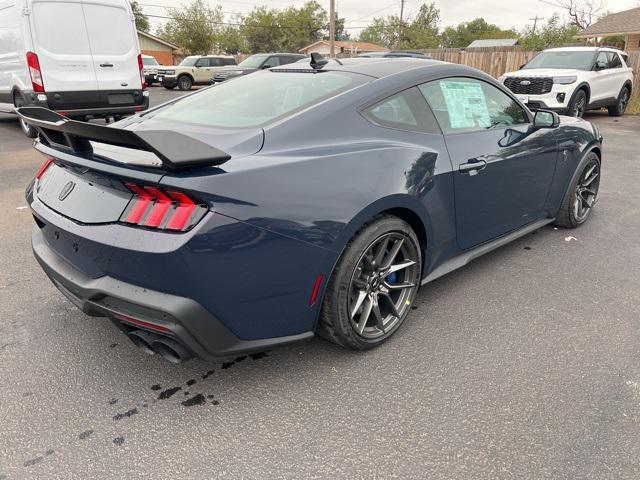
top-left (499, 46), bottom-right (634, 117)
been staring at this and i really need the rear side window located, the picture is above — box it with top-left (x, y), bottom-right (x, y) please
top-left (419, 77), bottom-right (528, 133)
top-left (153, 71), bottom-right (367, 128)
top-left (223, 57), bottom-right (237, 66)
top-left (607, 52), bottom-right (622, 68)
top-left (83, 4), bottom-right (134, 55)
top-left (32, 2), bottom-right (92, 55)
top-left (362, 87), bottom-right (440, 134)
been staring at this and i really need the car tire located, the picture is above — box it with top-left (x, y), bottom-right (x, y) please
top-left (555, 152), bottom-right (600, 228)
top-left (568, 89), bottom-right (587, 118)
top-left (317, 215), bottom-right (422, 350)
top-left (177, 75), bottom-right (193, 91)
top-left (607, 87), bottom-right (630, 117)
top-left (13, 93), bottom-right (38, 138)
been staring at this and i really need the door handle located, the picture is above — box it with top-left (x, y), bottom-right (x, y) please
top-left (100, 63), bottom-right (114, 68)
top-left (459, 159), bottom-right (487, 175)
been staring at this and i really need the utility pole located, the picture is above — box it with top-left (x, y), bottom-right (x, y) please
top-left (397, 0), bottom-right (405, 48)
top-left (329, 0), bottom-right (335, 58)
top-left (529, 15), bottom-right (544, 34)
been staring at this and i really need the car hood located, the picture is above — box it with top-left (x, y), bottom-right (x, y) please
top-left (504, 68), bottom-right (581, 77)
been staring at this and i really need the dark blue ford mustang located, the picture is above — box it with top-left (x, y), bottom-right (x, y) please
top-left (21, 58), bottom-right (603, 363)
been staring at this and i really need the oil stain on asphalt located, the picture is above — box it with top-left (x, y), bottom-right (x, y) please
top-left (16, 352), bottom-right (270, 472)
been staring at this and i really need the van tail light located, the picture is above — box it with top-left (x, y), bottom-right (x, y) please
top-left (26, 51), bottom-right (45, 93)
top-left (121, 183), bottom-right (207, 232)
top-left (137, 53), bottom-right (147, 90)
top-left (35, 158), bottom-right (54, 180)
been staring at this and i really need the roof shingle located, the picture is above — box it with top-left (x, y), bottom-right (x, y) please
top-left (576, 7), bottom-right (640, 37)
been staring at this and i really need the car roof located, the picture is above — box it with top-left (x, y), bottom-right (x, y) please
top-left (543, 46), bottom-right (625, 53)
top-left (273, 57), bottom-right (445, 79)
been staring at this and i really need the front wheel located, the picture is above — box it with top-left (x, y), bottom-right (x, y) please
top-left (568, 89), bottom-right (587, 118)
top-left (177, 75), bottom-right (193, 91)
top-left (555, 152), bottom-right (601, 228)
top-left (318, 215), bottom-right (422, 350)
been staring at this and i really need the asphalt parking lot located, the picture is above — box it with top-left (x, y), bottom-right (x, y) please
top-left (1, 87), bottom-right (640, 479)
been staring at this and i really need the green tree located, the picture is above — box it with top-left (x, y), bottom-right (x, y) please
top-left (130, 0), bottom-right (150, 33)
top-left (441, 18), bottom-right (517, 48)
top-left (519, 14), bottom-right (580, 50)
top-left (400, 2), bottom-right (440, 49)
top-left (241, 2), bottom-right (328, 54)
top-left (241, 6), bottom-right (282, 53)
top-left (278, 1), bottom-right (327, 52)
top-left (156, 0), bottom-right (222, 54)
top-left (217, 16), bottom-right (247, 54)
top-left (359, 2), bottom-right (440, 49)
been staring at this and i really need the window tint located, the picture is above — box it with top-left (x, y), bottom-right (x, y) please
top-left (419, 78), bottom-right (528, 133)
top-left (209, 58), bottom-right (223, 67)
top-left (223, 57), bottom-right (237, 66)
top-left (607, 52), bottom-right (622, 68)
top-left (362, 87), bottom-right (440, 134)
top-left (154, 71), bottom-right (367, 128)
top-left (595, 52), bottom-right (609, 69)
top-left (262, 56), bottom-right (280, 68)
top-left (279, 56), bottom-right (297, 65)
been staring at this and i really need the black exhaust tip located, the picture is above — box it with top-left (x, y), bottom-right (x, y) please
top-left (151, 337), bottom-right (193, 364)
top-left (127, 330), bottom-right (158, 355)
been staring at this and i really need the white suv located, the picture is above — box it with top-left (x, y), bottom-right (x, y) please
top-left (499, 47), bottom-right (633, 117)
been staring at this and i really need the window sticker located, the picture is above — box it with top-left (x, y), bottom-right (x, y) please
top-left (439, 81), bottom-right (490, 129)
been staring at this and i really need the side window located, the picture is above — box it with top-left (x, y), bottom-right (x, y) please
top-left (418, 77), bottom-right (528, 134)
top-left (262, 56), bottom-right (280, 68)
top-left (223, 57), bottom-right (237, 66)
top-left (209, 58), bottom-right (224, 67)
top-left (621, 53), bottom-right (629, 66)
top-left (595, 52), bottom-right (609, 70)
top-left (362, 87), bottom-right (440, 134)
top-left (195, 58), bottom-right (209, 67)
top-left (608, 52), bottom-right (622, 68)
top-left (279, 56), bottom-right (297, 66)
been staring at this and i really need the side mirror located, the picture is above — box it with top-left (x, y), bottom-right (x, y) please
top-left (533, 110), bottom-right (560, 129)
top-left (593, 62), bottom-right (606, 71)
top-left (519, 63), bottom-right (526, 70)
top-left (260, 64), bottom-right (271, 69)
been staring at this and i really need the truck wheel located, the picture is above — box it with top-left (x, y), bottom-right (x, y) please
top-left (164, 85), bottom-right (175, 90)
top-left (607, 87), bottom-right (630, 117)
top-left (177, 75), bottom-right (193, 91)
top-left (13, 94), bottom-right (38, 138)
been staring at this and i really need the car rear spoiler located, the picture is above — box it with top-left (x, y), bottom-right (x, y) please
top-left (16, 107), bottom-right (231, 170)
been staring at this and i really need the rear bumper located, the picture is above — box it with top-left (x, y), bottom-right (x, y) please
top-left (23, 90), bottom-right (149, 118)
top-left (32, 226), bottom-right (313, 359)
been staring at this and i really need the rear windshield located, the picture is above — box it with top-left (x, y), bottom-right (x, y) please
top-left (152, 71), bottom-right (368, 128)
top-left (523, 51), bottom-right (595, 70)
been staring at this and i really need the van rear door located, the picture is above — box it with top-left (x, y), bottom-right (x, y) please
top-left (29, 0), bottom-right (100, 95)
top-left (82, 0), bottom-right (142, 92)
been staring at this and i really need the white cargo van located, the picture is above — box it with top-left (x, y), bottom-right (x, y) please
top-left (0, 0), bottom-right (149, 137)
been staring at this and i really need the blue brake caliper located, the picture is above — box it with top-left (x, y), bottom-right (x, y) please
top-left (386, 271), bottom-right (397, 284)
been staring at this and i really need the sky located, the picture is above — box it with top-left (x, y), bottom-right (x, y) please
top-left (140, 0), bottom-right (640, 36)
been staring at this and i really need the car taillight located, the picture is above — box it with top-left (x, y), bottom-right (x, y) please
top-left (26, 51), bottom-right (45, 93)
top-left (137, 53), bottom-right (147, 90)
top-left (121, 183), bottom-right (206, 232)
top-left (35, 158), bottom-right (54, 180)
